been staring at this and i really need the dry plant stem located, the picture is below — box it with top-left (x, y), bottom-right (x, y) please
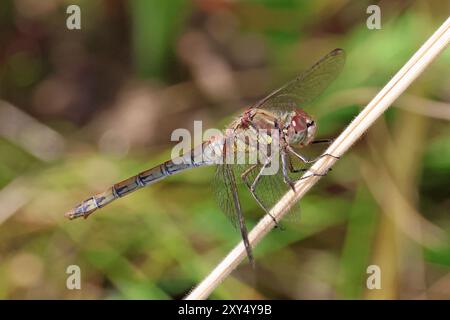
top-left (185, 18), bottom-right (450, 300)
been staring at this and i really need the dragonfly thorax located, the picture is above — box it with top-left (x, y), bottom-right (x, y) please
top-left (285, 109), bottom-right (316, 147)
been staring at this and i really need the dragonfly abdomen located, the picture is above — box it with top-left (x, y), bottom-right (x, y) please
top-left (65, 144), bottom-right (213, 220)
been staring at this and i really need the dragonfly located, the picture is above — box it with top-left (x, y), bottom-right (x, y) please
top-left (65, 48), bottom-right (346, 265)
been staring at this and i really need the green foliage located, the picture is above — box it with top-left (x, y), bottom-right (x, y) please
top-left (0, 0), bottom-right (448, 299)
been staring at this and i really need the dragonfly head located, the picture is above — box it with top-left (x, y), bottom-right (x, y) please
top-left (286, 109), bottom-right (316, 147)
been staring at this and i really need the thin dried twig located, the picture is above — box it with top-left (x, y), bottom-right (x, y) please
top-left (185, 18), bottom-right (450, 300)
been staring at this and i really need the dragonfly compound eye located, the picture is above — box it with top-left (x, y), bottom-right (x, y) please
top-left (290, 112), bottom-right (309, 134)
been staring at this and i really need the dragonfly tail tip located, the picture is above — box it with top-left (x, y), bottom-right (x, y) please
top-left (64, 210), bottom-right (76, 220)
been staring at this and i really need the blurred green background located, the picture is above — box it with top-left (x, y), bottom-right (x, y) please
top-left (0, 0), bottom-right (449, 299)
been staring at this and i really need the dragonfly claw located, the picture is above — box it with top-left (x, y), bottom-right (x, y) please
top-left (289, 182), bottom-right (296, 192)
top-left (324, 153), bottom-right (340, 160)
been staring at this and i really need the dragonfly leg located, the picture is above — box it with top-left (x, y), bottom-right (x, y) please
top-left (241, 162), bottom-right (282, 229)
top-left (295, 168), bottom-right (332, 181)
top-left (285, 147), bottom-right (334, 181)
top-left (281, 151), bottom-right (297, 192)
top-left (285, 151), bottom-right (333, 175)
top-left (285, 151), bottom-right (309, 174)
top-left (287, 145), bottom-right (340, 164)
top-left (311, 139), bottom-right (334, 145)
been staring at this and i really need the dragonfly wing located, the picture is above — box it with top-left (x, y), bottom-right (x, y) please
top-left (253, 48), bottom-right (345, 113)
top-left (213, 163), bottom-right (255, 264)
top-left (213, 164), bottom-right (239, 228)
top-left (245, 160), bottom-right (303, 224)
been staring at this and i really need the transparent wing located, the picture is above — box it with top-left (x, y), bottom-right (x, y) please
top-left (212, 132), bottom-right (260, 228)
top-left (253, 48), bottom-right (345, 113)
top-left (213, 163), bottom-right (253, 228)
top-left (243, 160), bottom-right (303, 224)
top-left (213, 164), bottom-right (240, 228)
top-left (213, 140), bottom-right (305, 226)
top-left (213, 163), bottom-right (254, 264)
top-left (213, 163), bottom-right (301, 226)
